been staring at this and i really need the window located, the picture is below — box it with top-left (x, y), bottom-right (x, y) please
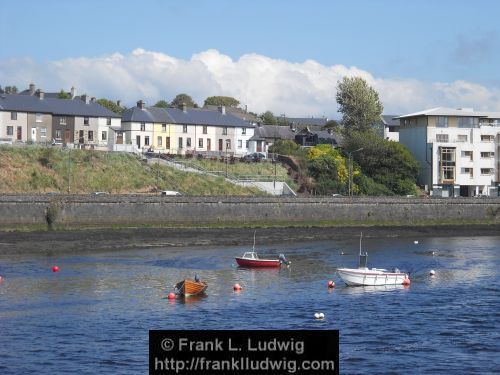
top-left (457, 117), bottom-right (478, 128)
top-left (178, 137), bottom-right (183, 148)
top-left (246, 140), bottom-right (249, 149)
top-left (36, 113), bottom-right (43, 123)
top-left (166, 137), bottom-right (170, 149)
top-left (88, 131), bottom-right (94, 141)
top-left (439, 147), bottom-right (456, 182)
top-left (481, 168), bottom-right (494, 175)
top-left (11, 112), bottom-right (17, 120)
top-left (157, 136), bottom-right (162, 146)
top-left (102, 131), bottom-right (107, 141)
top-left (226, 139), bottom-right (231, 149)
top-left (436, 116), bottom-right (448, 128)
top-left (40, 127), bottom-right (47, 137)
top-left (462, 151), bottom-right (473, 161)
top-left (199, 138), bottom-right (203, 148)
top-left (462, 168), bottom-right (473, 177)
top-left (60, 117), bottom-right (67, 125)
top-left (84, 117), bottom-right (89, 125)
top-left (223, 127), bottom-right (228, 135)
top-left (140, 123), bottom-right (146, 131)
top-left (186, 137), bottom-right (191, 147)
top-left (440, 147), bottom-right (455, 162)
top-left (162, 124), bottom-right (167, 132)
top-left (106, 118), bottom-right (111, 126)
top-left (7, 126), bottom-right (13, 136)
top-left (238, 140), bottom-right (242, 148)
top-left (203, 126), bottom-right (207, 134)
top-left (481, 152), bottom-right (494, 158)
top-left (457, 135), bottom-right (468, 142)
top-left (242, 127), bottom-right (246, 135)
top-left (436, 134), bottom-right (449, 142)
top-left (145, 136), bottom-right (150, 146)
top-left (481, 135), bottom-right (494, 142)
top-left (183, 125), bottom-right (188, 133)
top-left (55, 129), bottom-right (62, 139)
top-left (441, 166), bottom-right (455, 180)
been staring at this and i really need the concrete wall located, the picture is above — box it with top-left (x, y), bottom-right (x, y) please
top-left (0, 196), bottom-right (499, 228)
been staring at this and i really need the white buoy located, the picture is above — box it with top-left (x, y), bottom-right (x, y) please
top-left (430, 270), bottom-right (436, 276)
top-left (314, 313), bottom-right (320, 319)
top-left (340, 250), bottom-right (344, 255)
top-left (414, 240), bottom-right (419, 244)
top-left (319, 312), bottom-right (325, 319)
top-left (432, 251), bottom-right (437, 256)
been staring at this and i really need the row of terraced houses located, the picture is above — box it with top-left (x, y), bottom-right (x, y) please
top-left (1, 84), bottom-right (500, 197)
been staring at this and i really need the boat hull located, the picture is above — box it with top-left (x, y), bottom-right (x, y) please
top-left (175, 279), bottom-right (208, 296)
top-left (338, 268), bottom-right (408, 286)
top-left (235, 257), bottom-right (281, 268)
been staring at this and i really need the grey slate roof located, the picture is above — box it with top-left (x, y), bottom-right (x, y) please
top-left (250, 125), bottom-right (296, 141)
top-left (284, 117), bottom-right (329, 127)
top-left (0, 94), bottom-right (120, 118)
top-left (204, 105), bottom-right (262, 124)
top-left (122, 105), bottom-right (253, 127)
top-left (381, 115), bottom-right (400, 127)
top-left (395, 107), bottom-right (500, 119)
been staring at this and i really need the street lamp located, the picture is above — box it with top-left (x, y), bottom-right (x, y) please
top-left (347, 147), bottom-right (364, 196)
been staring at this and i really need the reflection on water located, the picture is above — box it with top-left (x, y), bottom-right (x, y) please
top-left (0, 236), bottom-right (499, 374)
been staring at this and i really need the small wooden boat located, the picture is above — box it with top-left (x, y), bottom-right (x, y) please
top-left (175, 279), bottom-right (208, 296)
top-left (337, 233), bottom-right (410, 286)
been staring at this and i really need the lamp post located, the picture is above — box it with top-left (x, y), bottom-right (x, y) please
top-left (67, 147), bottom-right (71, 194)
top-left (347, 147), bottom-right (364, 196)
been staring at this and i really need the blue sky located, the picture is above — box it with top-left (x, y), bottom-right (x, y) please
top-left (2, 0), bottom-right (500, 116)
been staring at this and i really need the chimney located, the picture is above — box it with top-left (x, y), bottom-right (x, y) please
top-left (29, 83), bottom-right (36, 95)
top-left (245, 104), bottom-right (247, 113)
top-left (37, 90), bottom-right (44, 100)
top-left (137, 100), bottom-right (145, 109)
top-left (70, 86), bottom-right (76, 98)
top-left (218, 105), bottom-right (226, 115)
top-left (179, 103), bottom-right (187, 113)
top-left (91, 97), bottom-right (95, 103)
top-left (82, 94), bottom-right (90, 104)
top-left (117, 100), bottom-right (121, 107)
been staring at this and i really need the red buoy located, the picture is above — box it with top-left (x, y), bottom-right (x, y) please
top-left (167, 292), bottom-right (176, 300)
top-left (402, 277), bottom-right (411, 286)
top-left (328, 280), bottom-right (335, 288)
top-left (0, 276), bottom-right (3, 283)
top-left (233, 283), bottom-right (242, 291)
top-left (52, 266), bottom-right (59, 273)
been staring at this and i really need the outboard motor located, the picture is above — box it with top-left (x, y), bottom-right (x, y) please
top-left (279, 254), bottom-right (290, 265)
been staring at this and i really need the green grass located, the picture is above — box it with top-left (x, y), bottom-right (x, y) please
top-left (0, 145), bottom-right (266, 195)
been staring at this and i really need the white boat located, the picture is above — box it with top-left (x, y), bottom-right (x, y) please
top-left (337, 233), bottom-right (410, 286)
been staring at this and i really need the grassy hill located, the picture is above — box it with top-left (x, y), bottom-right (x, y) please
top-left (0, 146), bottom-right (291, 195)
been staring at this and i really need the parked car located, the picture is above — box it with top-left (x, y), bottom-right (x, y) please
top-left (332, 194), bottom-right (344, 197)
top-left (161, 190), bottom-right (182, 196)
top-left (91, 191), bottom-right (109, 196)
top-left (242, 152), bottom-right (266, 162)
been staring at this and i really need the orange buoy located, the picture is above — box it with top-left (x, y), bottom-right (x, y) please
top-left (0, 276), bottom-right (3, 283)
top-left (52, 266), bottom-right (59, 273)
top-left (327, 280), bottom-right (335, 288)
top-left (233, 283), bottom-right (242, 291)
top-left (167, 292), bottom-right (176, 300)
top-left (402, 277), bottom-right (411, 286)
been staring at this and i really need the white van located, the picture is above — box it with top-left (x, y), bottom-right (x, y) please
top-left (161, 190), bottom-right (182, 196)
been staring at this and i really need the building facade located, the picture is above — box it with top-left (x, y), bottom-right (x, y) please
top-left (397, 107), bottom-right (500, 197)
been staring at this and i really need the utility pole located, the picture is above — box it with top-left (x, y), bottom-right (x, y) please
top-left (67, 148), bottom-right (71, 194)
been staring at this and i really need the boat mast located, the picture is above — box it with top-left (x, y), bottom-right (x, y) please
top-left (359, 232), bottom-right (363, 255)
top-left (253, 230), bottom-right (256, 251)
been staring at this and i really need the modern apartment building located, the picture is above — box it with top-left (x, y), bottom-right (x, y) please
top-left (397, 107), bottom-right (500, 197)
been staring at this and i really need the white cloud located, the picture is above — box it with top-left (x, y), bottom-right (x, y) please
top-left (1, 48), bottom-right (500, 117)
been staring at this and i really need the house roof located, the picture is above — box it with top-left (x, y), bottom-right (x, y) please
top-left (204, 105), bottom-right (262, 124)
top-left (284, 117), bottom-right (329, 127)
top-left (381, 115), bottom-right (400, 127)
top-left (296, 126), bottom-right (343, 145)
top-left (0, 94), bottom-right (120, 118)
top-left (395, 107), bottom-right (500, 119)
top-left (122, 106), bottom-right (172, 123)
top-left (249, 125), bottom-right (296, 141)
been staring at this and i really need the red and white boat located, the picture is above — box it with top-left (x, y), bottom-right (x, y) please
top-left (235, 232), bottom-right (290, 268)
top-left (337, 233), bottom-right (410, 286)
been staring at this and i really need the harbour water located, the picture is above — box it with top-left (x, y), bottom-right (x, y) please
top-left (0, 235), bottom-right (499, 374)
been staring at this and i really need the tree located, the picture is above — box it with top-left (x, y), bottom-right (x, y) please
top-left (57, 89), bottom-right (71, 99)
top-left (4, 86), bottom-right (18, 94)
top-left (153, 100), bottom-right (169, 108)
top-left (322, 119), bottom-right (341, 133)
top-left (261, 111), bottom-right (277, 125)
top-left (336, 76), bottom-right (383, 133)
top-left (0, 86), bottom-right (4, 94)
top-left (171, 93), bottom-right (198, 108)
top-left (204, 96), bottom-right (240, 107)
top-left (342, 131), bottom-right (419, 195)
top-left (306, 144), bottom-right (349, 195)
top-left (96, 98), bottom-right (124, 114)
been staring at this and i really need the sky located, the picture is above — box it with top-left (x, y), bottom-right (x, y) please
top-left (1, 0), bottom-right (500, 118)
